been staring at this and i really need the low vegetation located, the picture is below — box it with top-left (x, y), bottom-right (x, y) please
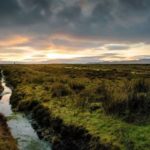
top-left (1, 64), bottom-right (150, 150)
top-left (0, 113), bottom-right (18, 150)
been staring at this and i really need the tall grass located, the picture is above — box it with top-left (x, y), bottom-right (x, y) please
top-left (102, 78), bottom-right (150, 123)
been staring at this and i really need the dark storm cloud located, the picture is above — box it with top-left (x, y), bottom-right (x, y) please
top-left (1, 0), bottom-right (150, 42)
top-left (57, 4), bottom-right (81, 22)
top-left (0, 0), bottom-right (20, 26)
top-left (0, 0), bottom-right (20, 17)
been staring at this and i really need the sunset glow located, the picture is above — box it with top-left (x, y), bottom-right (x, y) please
top-left (0, 0), bottom-right (149, 63)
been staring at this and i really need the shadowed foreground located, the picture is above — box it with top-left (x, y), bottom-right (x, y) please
top-left (0, 113), bottom-right (18, 150)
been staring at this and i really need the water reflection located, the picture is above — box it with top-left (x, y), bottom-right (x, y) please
top-left (0, 71), bottom-right (52, 150)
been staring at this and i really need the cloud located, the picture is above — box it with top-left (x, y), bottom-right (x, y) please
top-left (0, 0), bottom-right (20, 17)
top-left (0, 0), bottom-right (150, 63)
top-left (0, 36), bottom-right (29, 47)
top-left (105, 44), bottom-right (130, 50)
top-left (0, 0), bottom-right (150, 42)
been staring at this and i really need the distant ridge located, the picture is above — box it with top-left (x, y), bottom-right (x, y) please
top-left (92, 59), bottom-right (150, 64)
top-left (43, 58), bottom-right (150, 64)
top-left (0, 59), bottom-right (150, 64)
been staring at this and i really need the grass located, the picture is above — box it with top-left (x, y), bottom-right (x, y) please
top-left (44, 99), bottom-right (150, 150)
top-left (1, 64), bottom-right (150, 150)
top-left (0, 114), bottom-right (18, 150)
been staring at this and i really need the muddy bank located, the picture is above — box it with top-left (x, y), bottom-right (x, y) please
top-left (10, 93), bottom-right (119, 150)
top-left (0, 113), bottom-right (18, 150)
top-left (0, 84), bottom-right (3, 99)
top-left (31, 105), bottom-right (119, 150)
top-left (0, 85), bottom-right (3, 92)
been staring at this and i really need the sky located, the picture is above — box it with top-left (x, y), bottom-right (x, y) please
top-left (0, 0), bottom-right (150, 63)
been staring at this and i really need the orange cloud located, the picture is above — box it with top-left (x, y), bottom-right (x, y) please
top-left (45, 44), bottom-right (78, 52)
top-left (0, 35), bottom-right (29, 47)
top-left (48, 33), bottom-right (123, 43)
top-left (49, 33), bottom-right (96, 42)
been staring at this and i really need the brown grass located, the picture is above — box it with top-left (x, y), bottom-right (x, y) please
top-left (0, 113), bottom-right (18, 150)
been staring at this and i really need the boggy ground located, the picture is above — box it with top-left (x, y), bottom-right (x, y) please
top-left (15, 100), bottom-right (117, 150)
top-left (1, 64), bottom-right (150, 150)
top-left (0, 113), bottom-right (18, 150)
top-left (0, 82), bottom-right (18, 150)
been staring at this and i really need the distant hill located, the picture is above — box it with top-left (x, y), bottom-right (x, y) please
top-left (94, 59), bottom-right (150, 64)
top-left (43, 58), bottom-right (150, 64)
top-left (0, 59), bottom-right (150, 64)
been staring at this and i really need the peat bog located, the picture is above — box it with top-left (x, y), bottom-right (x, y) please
top-left (0, 64), bottom-right (150, 150)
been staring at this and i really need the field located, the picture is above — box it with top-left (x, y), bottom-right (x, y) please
top-left (1, 64), bottom-right (150, 150)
